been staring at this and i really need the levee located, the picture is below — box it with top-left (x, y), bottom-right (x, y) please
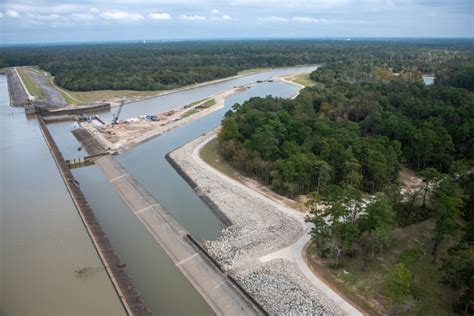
top-left (72, 127), bottom-right (267, 316)
top-left (35, 115), bottom-right (149, 316)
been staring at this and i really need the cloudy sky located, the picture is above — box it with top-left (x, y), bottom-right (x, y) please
top-left (0, 0), bottom-right (472, 44)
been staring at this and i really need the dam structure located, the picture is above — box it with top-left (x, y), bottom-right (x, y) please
top-left (35, 115), bottom-right (149, 316)
top-left (73, 127), bottom-right (267, 316)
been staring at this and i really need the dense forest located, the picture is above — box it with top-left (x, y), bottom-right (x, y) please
top-left (0, 39), bottom-right (471, 91)
top-left (218, 46), bottom-right (473, 314)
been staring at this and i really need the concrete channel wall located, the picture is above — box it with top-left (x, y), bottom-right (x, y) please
top-left (72, 127), bottom-right (268, 316)
top-left (35, 115), bottom-right (149, 316)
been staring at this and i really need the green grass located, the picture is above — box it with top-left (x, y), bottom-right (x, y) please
top-left (18, 66), bottom-right (163, 105)
top-left (183, 98), bottom-right (217, 117)
top-left (67, 89), bottom-right (161, 104)
top-left (307, 220), bottom-right (457, 315)
top-left (182, 108), bottom-right (199, 118)
top-left (291, 73), bottom-right (317, 87)
top-left (16, 67), bottom-right (45, 100)
top-left (199, 138), bottom-right (240, 180)
top-left (199, 98), bottom-right (216, 108)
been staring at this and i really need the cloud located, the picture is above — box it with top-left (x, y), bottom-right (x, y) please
top-left (72, 13), bottom-right (96, 20)
top-left (211, 15), bottom-right (232, 21)
top-left (26, 13), bottom-right (66, 21)
top-left (100, 11), bottom-right (144, 21)
top-left (292, 16), bottom-right (319, 23)
top-left (6, 10), bottom-right (20, 18)
top-left (0, 13), bottom-right (3, 18)
top-left (260, 16), bottom-right (288, 22)
top-left (89, 7), bottom-right (101, 14)
top-left (179, 14), bottom-right (206, 21)
top-left (211, 9), bottom-right (220, 14)
top-left (4, 3), bottom-right (83, 14)
top-left (149, 12), bottom-right (172, 20)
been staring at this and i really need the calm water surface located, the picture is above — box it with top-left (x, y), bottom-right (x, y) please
top-left (0, 75), bottom-right (124, 315)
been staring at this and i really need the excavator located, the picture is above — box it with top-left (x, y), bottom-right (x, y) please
top-left (111, 100), bottom-right (125, 124)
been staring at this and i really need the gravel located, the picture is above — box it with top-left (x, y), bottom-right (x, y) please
top-left (170, 132), bottom-right (345, 315)
top-left (170, 133), bottom-right (303, 271)
top-left (235, 259), bottom-right (343, 315)
top-left (26, 68), bottom-right (66, 108)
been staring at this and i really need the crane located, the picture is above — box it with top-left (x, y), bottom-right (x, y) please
top-left (112, 100), bottom-right (125, 124)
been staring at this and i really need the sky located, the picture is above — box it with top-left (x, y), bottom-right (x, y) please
top-left (0, 0), bottom-right (472, 44)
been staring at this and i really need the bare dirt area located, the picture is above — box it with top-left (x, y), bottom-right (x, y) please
top-left (82, 87), bottom-right (246, 152)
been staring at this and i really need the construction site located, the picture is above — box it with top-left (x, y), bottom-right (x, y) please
top-left (80, 86), bottom-right (246, 152)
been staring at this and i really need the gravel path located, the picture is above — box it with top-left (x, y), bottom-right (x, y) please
top-left (169, 132), bottom-right (346, 315)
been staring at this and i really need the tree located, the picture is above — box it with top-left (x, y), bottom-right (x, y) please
top-left (399, 239), bottom-right (426, 265)
top-left (385, 263), bottom-right (414, 315)
top-left (441, 223), bottom-right (474, 314)
top-left (306, 185), bottom-right (364, 267)
top-left (431, 177), bottom-right (464, 263)
top-left (358, 196), bottom-right (394, 269)
top-left (418, 167), bottom-right (441, 208)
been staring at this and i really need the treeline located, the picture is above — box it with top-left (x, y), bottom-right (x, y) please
top-left (219, 68), bottom-right (473, 197)
top-left (0, 39), bottom-right (471, 91)
top-left (218, 50), bottom-right (474, 314)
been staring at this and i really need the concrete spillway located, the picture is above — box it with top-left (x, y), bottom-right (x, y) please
top-left (73, 128), bottom-right (267, 315)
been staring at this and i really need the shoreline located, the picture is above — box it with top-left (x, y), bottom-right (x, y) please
top-left (165, 152), bottom-right (233, 227)
top-left (82, 86), bottom-right (245, 154)
top-left (82, 64), bottom-right (317, 108)
top-left (168, 131), bottom-right (346, 315)
top-left (81, 66), bottom-right (317, 155)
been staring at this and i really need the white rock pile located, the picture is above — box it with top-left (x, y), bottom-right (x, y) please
top-left (170, 132), bottom-right (344, 315)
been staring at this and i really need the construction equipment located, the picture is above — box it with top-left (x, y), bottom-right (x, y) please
top-left (112, 100), bottom-right (125, 124)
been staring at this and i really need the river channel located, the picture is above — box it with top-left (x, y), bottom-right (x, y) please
top-left (2, 66), bottom-right (316, 315)
top-left (0, 75), bottom-right (124, 315)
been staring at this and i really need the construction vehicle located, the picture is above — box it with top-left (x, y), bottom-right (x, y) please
top-left (112, 100), bottom-right (125, 124)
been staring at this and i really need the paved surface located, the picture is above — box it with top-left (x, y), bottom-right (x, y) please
top-left (92, 155), bottom-right (266, 315)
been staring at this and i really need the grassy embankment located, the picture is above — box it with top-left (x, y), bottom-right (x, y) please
top-left (19, 66), bottom-right (271, 105)
top-left (16, 67), bottom-right (45, 100)
top-left (199, 138), bottom-right (241, 180)
top-left (291, 73), bottom-right (317, 87)
top-left (21, 66), bottom-right (164, 105)
top-left (182, 98), bottom-right (217, 118)
top-left (237, 67), bottom-right (272, 76)
top-left (201, 136), bottom-right (456, 315)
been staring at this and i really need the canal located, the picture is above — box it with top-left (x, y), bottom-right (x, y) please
top-left (2, 66), bottom-right (316, 315)
top-left (0, 75), bottom-right (125, 315)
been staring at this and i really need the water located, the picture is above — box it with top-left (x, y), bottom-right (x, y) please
top-left (103, 66), bottom-right (316, 121)
top-left (120, 81), bottom-right (297, 240)
top-left (45, 66), bottom-right (315, 315)
top-left (0, 75), bottom-right (124, 315)
top-left (72, 165), bottom-right (213, 315)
